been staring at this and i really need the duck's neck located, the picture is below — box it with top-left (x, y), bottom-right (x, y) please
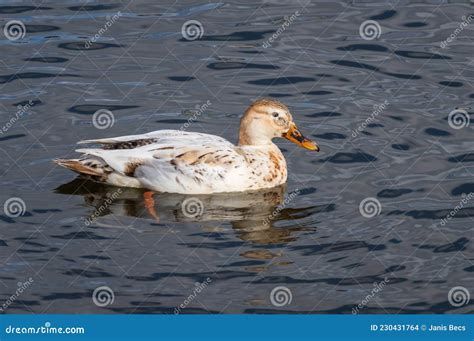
top-left (238, 113), bottom-right (275, 146)
top-left (239, 130), bottom-right (273, 146)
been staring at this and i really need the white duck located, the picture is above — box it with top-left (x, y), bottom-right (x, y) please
top-left (55, 99), bottom-right (319, 194)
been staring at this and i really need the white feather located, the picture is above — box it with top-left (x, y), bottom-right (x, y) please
top-left (74, 129), bottom-right (287, 194)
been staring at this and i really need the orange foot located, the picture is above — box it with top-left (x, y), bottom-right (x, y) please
top-left (144, 191), bottom-right (160, 222)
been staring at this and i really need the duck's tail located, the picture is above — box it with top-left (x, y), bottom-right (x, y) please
top-left (53, 157), bottom-right (108, 177)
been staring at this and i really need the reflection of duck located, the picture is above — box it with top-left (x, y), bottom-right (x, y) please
top-left (55, 178), bottom-right (320, 245)
top-left (54, 99), bottom-right (319, 194)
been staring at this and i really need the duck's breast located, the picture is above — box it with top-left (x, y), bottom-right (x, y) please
top-left (237, 145), bottom-right (288, 191)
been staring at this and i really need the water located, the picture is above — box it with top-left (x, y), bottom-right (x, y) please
top-left (0, 1), bottom-right (473, 314)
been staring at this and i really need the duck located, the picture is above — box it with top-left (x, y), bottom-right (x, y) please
top-left (54, 99), bottom-right (319, 194)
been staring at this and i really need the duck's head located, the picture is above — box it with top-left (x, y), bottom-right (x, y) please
top-left (239, 99), bottom-right (319, 151)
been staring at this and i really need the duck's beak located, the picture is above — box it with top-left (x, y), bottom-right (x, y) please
top-left (282, 123), bottom-right (319, 151)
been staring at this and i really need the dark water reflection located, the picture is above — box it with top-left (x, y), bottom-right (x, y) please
top-left (0, 1), bottom-right (473, 314)
top-left (56, 178), bottom-right (328, 247)
top-left (54, 178), bottom-right (312, 245)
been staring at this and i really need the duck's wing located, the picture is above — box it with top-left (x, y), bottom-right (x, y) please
top-left (77, 129), bottom-right (231, 148)
top-left (75, 130), bottom-right (249, 193)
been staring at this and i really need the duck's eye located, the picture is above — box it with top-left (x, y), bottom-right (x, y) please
top-left (272, 112), bottom-right (279, 118)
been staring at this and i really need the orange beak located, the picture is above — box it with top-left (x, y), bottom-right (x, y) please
top-left (282, 123), bottom-right (319, 151)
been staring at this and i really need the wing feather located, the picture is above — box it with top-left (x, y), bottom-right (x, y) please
top-left (75, 130), bottom-right (249, 193)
